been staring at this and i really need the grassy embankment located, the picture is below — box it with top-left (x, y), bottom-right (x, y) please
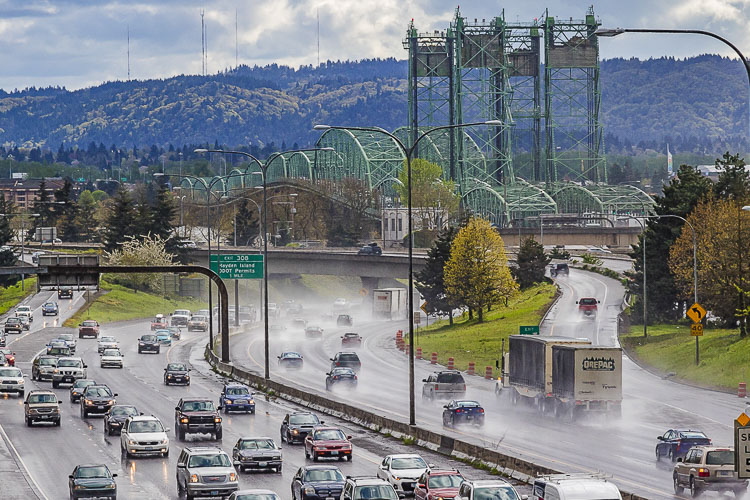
top-left (621, 324), bottom-right (750, 391)
top-left (63, 280), bottom-right (207, 327)
top-left (415, 283), bottom-right (557, 372)
top-left (0, 277), bottom-right (38, 315)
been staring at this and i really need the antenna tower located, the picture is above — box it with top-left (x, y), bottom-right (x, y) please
top-left (235, 9), bottom-right (238, 68)
top-left (317, 8), bottom-right (320, 67)
top-left (201, 10), bottom-right (205, 76)
top-left (127, 25), bottom-right (130, 80)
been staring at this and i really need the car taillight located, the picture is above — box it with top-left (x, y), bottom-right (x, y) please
top-left (479, 408), bottom-right (484, 413)
top-left (456, 409), bottom-right (461, 413)
top-left (435, 384), bottom-right (439, 390)
top-left (336, 362), bottom-right (340, 366)
top-left (354, 375), bottom-right (358, 380)
top-left (463, 384), bottom-right (466, 391)
top-left (334, 376), bottom-right (339, 380)
top-left (698, 468), bottom-right (710, 478)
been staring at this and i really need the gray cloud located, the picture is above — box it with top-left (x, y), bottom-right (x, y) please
top-left (0, 0), bottom-right (748, 91)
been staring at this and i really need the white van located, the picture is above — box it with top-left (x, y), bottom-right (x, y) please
top-left (533, 474), bottom-right (622, 500)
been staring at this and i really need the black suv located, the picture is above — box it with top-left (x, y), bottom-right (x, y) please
top-left (357, 242), bottom-right (382, 256)
top-left (80, 385), bottom-right (117, 418)
top-left (330, 352), bottom-right (361, 373)
top-left (174, 398), bottom-right (222, 440)
top-left (104, 404), bottom-right (138, 435)
top-left (550, 263), bottom-right (569, 277)
top-left (137, 334), bottom-right (160, 354)
top-left (58, 286), bottom-right (73, 299)
top-left (164, 363), bottom-right (190, 385)
top-left (280, 411), bottom-right (322, 444)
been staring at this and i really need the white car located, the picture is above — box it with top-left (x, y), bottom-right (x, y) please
top-left (377, 454), bottom-right (431, 496)
top-left (120, 415), bottom-right (169, 458)
top-left (0, 366), bottom-right (25, 397)
top-left (15, 305), bottom-right (33, 322)
top-left (333, 298), bottom-right (348, 310)
top-left (97, 336), bottom-right (119, 354)
top-left (457, 480), bottom-right (529, 500)
top-left (100, 348), bottom-right (124, 369)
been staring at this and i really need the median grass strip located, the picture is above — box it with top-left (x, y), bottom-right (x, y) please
top-left (63, 280), bottom-right (207, 327)
top-left (415, 283), bottom-right (557, 372)
top-left (0, 277), bottom-right (37, 315)
top-left (621, 324), bottom-right (750, 391)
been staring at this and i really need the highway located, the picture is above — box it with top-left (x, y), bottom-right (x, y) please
top-left (233, 268), bottom-right (745, 500)
top-left (0, 292), bottom-right (507, 499)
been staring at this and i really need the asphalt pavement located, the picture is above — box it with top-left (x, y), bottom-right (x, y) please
top-left (0, 292), bottom-right (512, 499)
top-left (231, 269), bottom-right (749, 500)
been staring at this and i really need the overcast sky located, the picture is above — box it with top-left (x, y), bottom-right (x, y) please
top-left (0, 0), bottom-right (748, 91)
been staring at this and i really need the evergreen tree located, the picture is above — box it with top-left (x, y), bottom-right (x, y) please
top-left (233, 198), bottom-right (260, 246)
top-left (415, 225), bottom-right (460, 324)
top-left (30, 178), bottom-right (55, 239)
top-left (0, 198), bottom-right (16, 246)
top-left (148, 180), bottom-right (177, 240)
top-left (513, 237), bottom-right (550, 289)
top-left (74, 190), bottom-right (98, 242)
top-left (326, 222), bottom-right (358, 247)
top-left (55, 179), bottom-right (80, 241)
top-left (103, 187), bottom-right (137, 252)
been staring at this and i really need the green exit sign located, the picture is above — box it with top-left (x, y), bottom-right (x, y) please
top-left (209, 254), bottom-right (263, 279)
top-left (519, 325), bottom-right (540, 335)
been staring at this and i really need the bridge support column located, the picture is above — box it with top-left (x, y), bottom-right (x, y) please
top-left (360, 277), bottom-right (379, 309)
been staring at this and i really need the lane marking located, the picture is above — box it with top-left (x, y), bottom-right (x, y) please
top-left (0, 423), bottom-right (50, 500)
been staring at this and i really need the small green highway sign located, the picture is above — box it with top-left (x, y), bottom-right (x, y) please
top-left (209, 254), bottom-right (263, 279)
top-left (519, 325), bottom-right (540, 335)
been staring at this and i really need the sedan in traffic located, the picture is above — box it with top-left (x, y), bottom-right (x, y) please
top-left (656, 429), bottom-right (712, 461)
top-left (304, 426), bottom-right (353, 462)
top-left (325, 368), bottom-right (357, 391)
top-left (104, 404), bottom-right (138, 436)
top-left (291, 465), bottom-right (345, 500)
top-left (42, 301), bottom-right (59, 316)
top-left (442, 400), bottom-right (485, 427)
top-left (305, 326), bottom-right (324, 339)
top-left (68, 464), bottom-right (117, 500)
top-left (232, 437), bottom-right (282, 473)
top-left (277, 351), bottom-right (303, 369)
top-left (100, 349), bottom-right (124, 369)
top-left (80, 385), bottom-right (117, 418)
top-left (164, 363), bottom-right (190, 385)
top-left (155, 330), bottom-right (172, 346)
top-left (97, 336), bottom-right (119, 354)
top-left (70, 379), bottom-right (97, 403)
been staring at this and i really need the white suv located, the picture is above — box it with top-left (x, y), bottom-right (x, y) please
top-left (120, 415), bottom-right (170, 458)
top-left (15, 305), bottom-right (33, 322)
top-left (377, 454), bottom-right (430, 496)
top-left (176, 446), bottom-right (239, 498)
top-left (457, 480), bottom-right (528, 500)
top-left (51, 357), bottom-right (87, 388)
top-left (342, 477), bottom-right (398, 500)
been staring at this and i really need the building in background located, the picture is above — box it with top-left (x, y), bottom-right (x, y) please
top-left (0, 178), bottom-right (65, 209)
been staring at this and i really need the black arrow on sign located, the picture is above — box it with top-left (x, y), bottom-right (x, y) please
top-left (692, 307), bottom-right (702, 320)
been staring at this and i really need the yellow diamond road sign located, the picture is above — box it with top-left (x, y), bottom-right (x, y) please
top-left (686, 302), bottom-right (706, 323)
top-left (739, 412), bottom-right (750, 427)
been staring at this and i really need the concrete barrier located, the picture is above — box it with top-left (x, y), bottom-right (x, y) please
top-left (204, 347), bottom-right (648, 500)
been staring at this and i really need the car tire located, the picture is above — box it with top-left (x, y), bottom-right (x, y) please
top-left (347, 454), bottom-right (352, 462)
top-left (215, 428), bottom-right (223, 440)
top-left (52, 380), bottom-right (59, 388)
top-left (25, 417), bottom-right (32, 427)
top-left (163, 450), bottom-right (169, 458)
top-left (313, 451), bottom-right (319, 462)
top-left (55, 419), bottom-right (60, 427)
top-left (655, 447), bottom-right (661, 460)
top-left (668, 448), bottom-right (675, 462)
top-left (673, 475), bottom-right (684, 494)
top-left (690, 477), bottom-right (700, 497)
top-left (18, 391), bottom-right (23, 398)
top-left (81, 406), bottom-right (87, 418)
top-left (177, 427), bottom-right (185, 441)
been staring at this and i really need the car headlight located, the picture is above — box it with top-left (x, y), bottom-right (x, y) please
top-left (167, 375), bottom-right (173, 378)
top-left (18, 379), bottom-right (23, 384)
top-left (53, 369), bottom-right (59, 374)
top-left (160, 438), bottom-right (168, 445)
top-left (304, 486), bottom-right (316, 495)
top-left (128, 439), bottom-right (137, 445)
top-left (74, 484), bottom-right (84, 490)
top-left (108, 400), bottom-right (115, 405)
top-left (85, 399), bottom-right (93, 405)
top-left (106, 483), bottom-right (115, 489)
top-left (229, 473), bottom-right (236, 482)
top-left (189, 474), bottom-right (199, 483)
top-left (248, 400), bottom-right (254, 404)
top-left (292, 429), bottom-right (299, 434)
top-left (180, 417), bottom-right (188, 423)
top-left (225, 400), bottom-right (232, 404)
top-left (214, 417), bottom-right (222, 423)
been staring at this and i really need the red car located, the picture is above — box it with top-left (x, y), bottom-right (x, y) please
top-left (150, 315), bottom-right (167, 330)
top-left (304, 426), bottom-right (353, 462)
top-left (0, 349), bottom-right (15, 366)
top-left (576, 297), bottom-right (599, 319)
top-left (415, 469), bottom-right (465, 500)
top-left (78, 320), bottom-right (100, 339)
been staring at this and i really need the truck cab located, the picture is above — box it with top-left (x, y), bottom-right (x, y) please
top-left (576, 297), bottom-right (599, 318)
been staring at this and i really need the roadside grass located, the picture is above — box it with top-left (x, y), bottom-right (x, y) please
top-left (621, 324), bottom-right (750, 391)
top-left (63, 280), bottom-right (207, 327)
top-left (415, 283), bottom-right (557, 372)
top-left (0, 277), bottom-right (37, 315)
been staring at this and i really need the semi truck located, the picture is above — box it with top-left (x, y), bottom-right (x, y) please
top-left (372, 288), bottom-right (408, 320)
top-left (500, 335), bottom-right (622, 418)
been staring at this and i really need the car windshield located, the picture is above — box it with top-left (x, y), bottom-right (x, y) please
top-left (17, 307), bottom-right (30, 312)
top-left (579, 298), bottom-right (597, 306)
top-left (680, 431), bottom-right (707, 439)
top-left (75, 466), bottom-right (109, 478)
top-left (332, 368), bottom-right (354, 376)
top-left (102, 349), bottom-right (121, 356)
top-left (82, 321), bottom-right (97, 327)
top-left (182, 401), bottom-right (215, 411)
top-left (28, 394), bottom-right (57, 403)
top-left (100, 337), bottom-right (116, 343)
top-left (59, 334), bottom-right (72, 341)
top-left (175, 310), bottom-right (190, 316)
top-left (192, 316), bottom-right (207, 322)
top-left (290, 414), bottom-right (319, 425)
top-left (437, 372), bottom-right (464, 384)
top-left (428, 475), bottom-right (464, 488)
top-left (304, 468), bottom-right (345, 482)
top-left (141, 335), bottom-right (157, 342)
top-left (313, 429), bottom-right (346, 441)
top-left (157, 334), bottom-right (169, 339)
top-left (227, 387), bottom-right (249, 396)
top-left (354, 486), bottom-right (398, 500)
top-left (338, 354), bottom-right (359, 362)
top-left (457, 401), bottom-right (481, 408)
top-left (391, 457), bottom-right (427, 470)
top-left (6, 318), bottom-right (19, 324)
top-left (168, 364), bottom-right (187, 371)
top-left (74, 380), bottom-right (96, 388)
top-left (706, 450), bottom-right (734, 465)
top-left (187, 453), bottom-right (231, 468)
top-left (345, 333), bottom-right (358, 338)
top-left (473, 487), bottom-right (520, 500)
top-left (0, 368), bottom-right (21, 377)
top-left (129, 420), bottom-right (164, 433)
top-left (39, 358), bottom-right (57, 366)
top-left (48, 348), bottom-right (70, 355)
top-left (85, 387), bottom-right (113, 397)
top-left (44, 303), bottom-right (56, 307)
top-left (239, 439), bottom-right (275, 450)
top-left (235, 495), bottom-right (280, 500)
top-left (58, 359), bottom-right (82, 367)
top-left (282, 353), bottom-right (301, 359)
top-left (111, 406), bottom-right (138, 416)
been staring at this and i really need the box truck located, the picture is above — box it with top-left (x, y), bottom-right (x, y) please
top-left (372, 288), bottom-right (407, 320)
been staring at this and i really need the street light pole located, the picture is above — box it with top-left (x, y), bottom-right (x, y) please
top-left (195, 147), bottom-right (332, 380)
top-left (596, 27), bottom-right (750, 138)
top-left (314, 120), bottom-right (501, 426)
top-left (615, 214), bottom-right (647, 337)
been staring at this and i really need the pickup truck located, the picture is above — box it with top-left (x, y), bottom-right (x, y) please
top-left (576, 297), bottom-right (599, 319)
top-left (174, 398), bottom-right (222, 440)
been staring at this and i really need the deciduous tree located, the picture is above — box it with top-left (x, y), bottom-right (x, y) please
top-left (444, 217), bottom-right (518, 322)
top-left (104, 234), bottom-right (175, 293)
top-left (395, 159), bottom-right (459, 230)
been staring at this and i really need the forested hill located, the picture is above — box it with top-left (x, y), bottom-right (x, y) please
top-left (0, 55), bottom-right (746, 153)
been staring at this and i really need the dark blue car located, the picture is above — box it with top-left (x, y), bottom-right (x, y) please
top-left (219, 383), bottom-right (255, 414)
top-left (442, 400), bottom-right (485, 428)
top-left (42, 301), bottom-right (59, 316)
top-left (291, 465), bottom-right (345, 500)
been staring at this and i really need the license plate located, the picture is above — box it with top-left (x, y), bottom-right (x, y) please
top-left (64, 377), bottom-right (73, 382)
top-left (327, 497), bottom-right (335, 500)
top-left (259, 461), bottom-right (267, 467)
top-left (720, 470), bottom-right (731, 476)
top-left (97, 405), bottom-right (104, 409)
top-left (210, 490), bottom-right (219, 496)
top-left (466, 415), bottom-right (473, 420)
top-left (146, 446), bottom-right (155, 451)
top-left (330, 451), bottom-right (339, 455)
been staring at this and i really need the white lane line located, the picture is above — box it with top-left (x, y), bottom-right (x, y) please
top-left (0, 423), bottom-right (50, 500)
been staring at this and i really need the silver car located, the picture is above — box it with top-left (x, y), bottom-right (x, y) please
top-left (176, 447), bottom-right (239, 498)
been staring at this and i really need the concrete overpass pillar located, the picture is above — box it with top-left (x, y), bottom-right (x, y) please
top-left (360, 277), bottom-right (379, 308)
